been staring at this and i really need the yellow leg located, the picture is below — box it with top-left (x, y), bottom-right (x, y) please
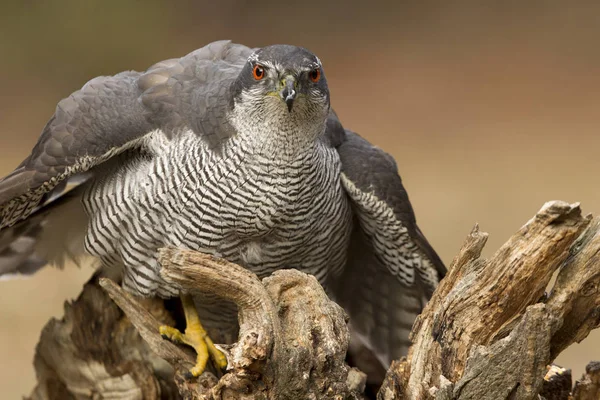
top-left (159, 294), bottom-right (228, 378)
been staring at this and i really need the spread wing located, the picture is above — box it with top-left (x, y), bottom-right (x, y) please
top-left (0, 40), bottom-right (254, 279)
top-left (0, 40), bottom-right (253, 230)
top-left (329, 119), bottom-right (446, 376)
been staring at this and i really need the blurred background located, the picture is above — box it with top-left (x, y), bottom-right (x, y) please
top-left (1, 1), bottom-right (599, 397)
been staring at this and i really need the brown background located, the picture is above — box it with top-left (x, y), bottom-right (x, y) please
top-left (1, 1), bottom-right (599, 397)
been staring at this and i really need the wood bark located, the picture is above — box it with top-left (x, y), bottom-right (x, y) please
top-left (379, 201), bottom-right (600, 400)
top-left (28, 248), bottom-right (365, 399)
top-left (27, 201), bottom-right (600, 399)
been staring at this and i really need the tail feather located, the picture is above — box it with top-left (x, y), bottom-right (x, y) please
top-left (0, 235), bottom-right (46, 279)
top-left (0, 175), bottom-right (91, 280)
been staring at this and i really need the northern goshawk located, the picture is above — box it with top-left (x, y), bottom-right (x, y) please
top-left (0, 40), bottom-right (445, 379)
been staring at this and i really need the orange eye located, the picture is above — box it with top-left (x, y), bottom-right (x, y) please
top-left (309, 68), bottom-right (321, 82)
top-left (253, 65), bottom-right (265, 80)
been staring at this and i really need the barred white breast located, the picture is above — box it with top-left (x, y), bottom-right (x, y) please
top-left (83, 129), bottom-right (353, 298)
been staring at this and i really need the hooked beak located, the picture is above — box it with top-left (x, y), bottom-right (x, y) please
top-left (279, 76), bottom-right (296, 112)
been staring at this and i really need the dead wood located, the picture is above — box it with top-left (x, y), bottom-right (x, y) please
top-left (27, 277), bottom-right (182, 400)
top-left (28, 248), bottom-right (365, 400)
top-left (154, 248), bottom-right (365, 399)
top-left (571, 361), bottom-right (600, 400)
top-left (379, 201), bottom-right (600, 400)
top-left (27, 200), bottom-right (599, 399)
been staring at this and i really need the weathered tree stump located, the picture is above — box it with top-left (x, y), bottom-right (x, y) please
top-left (27, 201), bottom-right (600, 399)
top-left (28, 248), bottom-right (366, 399)
top-left (379, 201), bottom-right (600, 400)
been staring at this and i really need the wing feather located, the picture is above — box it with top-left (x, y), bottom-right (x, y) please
top-left (329, 124), bottom-right (446, 375)
top-left (0, 40), bottom-right (253, 229)
top-left (0, 40), bottom-right (254, 279)
top-left (337, 129), bottom-right (446, 290)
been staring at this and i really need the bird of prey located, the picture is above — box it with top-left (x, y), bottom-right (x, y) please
top-left (0, 40), bottom-right (445, 379)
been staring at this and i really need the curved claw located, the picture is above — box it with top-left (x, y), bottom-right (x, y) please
top-left (159, 294), bottom-right (228, 378)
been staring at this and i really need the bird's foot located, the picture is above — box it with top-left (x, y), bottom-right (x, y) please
top-left (159, 323), bottom-right (228, 378)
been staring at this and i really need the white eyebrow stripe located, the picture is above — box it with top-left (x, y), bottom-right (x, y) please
top-left (261, 60), bottom-right (280, 70)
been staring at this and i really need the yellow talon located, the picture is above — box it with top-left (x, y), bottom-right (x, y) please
top-left (159, 325), bottom-right (185, 343)
top-left (203, 333), bottom-right (228, 370)
top-left (160, 294), bottom-right (227, 377)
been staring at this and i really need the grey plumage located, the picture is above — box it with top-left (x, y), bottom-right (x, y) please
top-left (330, 127), bottom-right (445, 370)
top-left (0, 40), bottom-right (445, 374)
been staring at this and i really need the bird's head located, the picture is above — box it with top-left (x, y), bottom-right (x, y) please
top-left (230, 45), bottom-right (330, 137)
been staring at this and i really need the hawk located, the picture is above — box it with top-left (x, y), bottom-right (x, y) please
top-left (0, 41), bottom-right (445, 379)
